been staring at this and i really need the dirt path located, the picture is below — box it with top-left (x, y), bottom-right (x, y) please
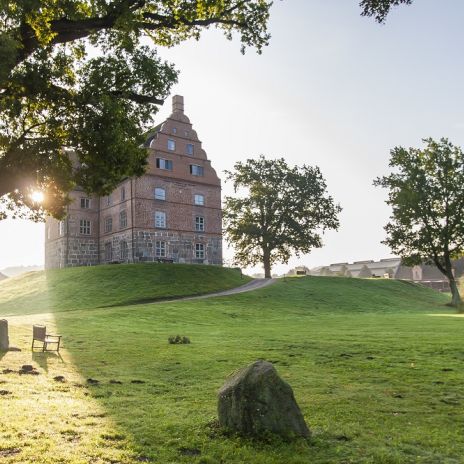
top-left (159, 278), bottom-right (277, 304)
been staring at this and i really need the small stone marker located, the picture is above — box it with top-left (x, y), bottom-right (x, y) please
top-left (0, 319), bottom-right (9, 351)
top-left (217, 360), bottom-right (310, 439)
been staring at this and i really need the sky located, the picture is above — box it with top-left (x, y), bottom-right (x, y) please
top-left (1, 0), bottom-right (464, 274)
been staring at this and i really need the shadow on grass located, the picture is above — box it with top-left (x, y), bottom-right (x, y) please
top-left (32, 351), bottom-right (64, 373)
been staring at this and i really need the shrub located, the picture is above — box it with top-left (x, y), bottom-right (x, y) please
top-left (168, 335), bottom-right (191, 344)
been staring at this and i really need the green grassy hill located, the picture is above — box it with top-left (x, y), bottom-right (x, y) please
top-left (1, 275), bottom-right (463, 464)
top-left (0, 263), bottom-right (249, 316)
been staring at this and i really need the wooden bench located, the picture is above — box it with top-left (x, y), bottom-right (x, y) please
top-left (32, 325), bottom-right (62, 352)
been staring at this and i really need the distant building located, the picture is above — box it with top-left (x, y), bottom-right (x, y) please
top-left (286, 266), bottom-right (309, 276)
top-left (45, 95), bottom-right (222, 268)
top-left (310, 257), bottom-right (464, 291)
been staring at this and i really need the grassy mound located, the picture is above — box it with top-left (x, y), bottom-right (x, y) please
top-left (1, 276), bottom-right (463, 463)
top-left (0, 263), bottom-right (249, 316)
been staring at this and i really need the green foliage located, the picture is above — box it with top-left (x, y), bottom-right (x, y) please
top-left (359, 0), bottom-right (413, 22)
top-left (358, 264), bottom-right (372, 278)
top-left (2, 276), bottom-right (463, 463)
top-left (168, 334), bottom-right (191, 344)
top-left (375, 138), bottom-right (464, 307)
top-left (0, 263), bottom-right (250, 316)
top-left (223, 156), bottom-right (341, 278)
top-left (0, 0), bottom-right (272, 219)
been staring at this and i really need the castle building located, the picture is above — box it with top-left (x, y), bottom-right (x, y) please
top-left (45, 95), bottom-right (223, 268)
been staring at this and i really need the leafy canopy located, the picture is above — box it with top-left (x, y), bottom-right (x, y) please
top-left (0, 0), bottom-right (272, 220)
top-left (374, 138), bottom-right (464, 307)
top-left (223, 156), bottom-right (341, 277)
top-left (359, 0), bottom-right (413, 22)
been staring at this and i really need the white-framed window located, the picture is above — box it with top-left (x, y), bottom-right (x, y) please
top-left (120, 241), bottom-right (128, 260)
top-left (194, 194), bottom-right (204, 206)
top-left (167, 139), bottom-right (176, 151)
top-left (186, 143), bottom-right (194, 156)
top-left (119, 210), bottom-right (127, 229)
top-left (195, 243), bottom-right (205, 259)
top-left (80, 219), bottom-right (91, 235)
top-left (105, 242), bottom-right (112, 262)
top-left (155, 241), bottom-right (166, 257)
top-left (154, 187), bottom-right (166, 200)
top-left (59, 221), bottom-right (65, 236)
top-left (156, 158), bottom-right (173, 170)
top-left (195, 216), bottom-right (205, 232)
top-left (190, 164), bottom-right (204, 176)
top-left (104, 216), bottom-right (113, 233)
top-left (121, 186), bottom-right (126, 201)
top-left (80, 198), bottom-right (90, 209)
top-left (155, 211), bottom-right (166, 228)
top-left (172, 127), bottom-right (177, 134)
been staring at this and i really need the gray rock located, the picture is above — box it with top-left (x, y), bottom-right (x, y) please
top-left (218, 360), bottom-right (310, 439)
top-left (0, 319), bottom-right (9, 351)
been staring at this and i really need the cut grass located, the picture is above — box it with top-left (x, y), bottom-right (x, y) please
top-left (1, 275), bottom-right (464, 463)
top-left (0, 263), bottom-right (249, 316)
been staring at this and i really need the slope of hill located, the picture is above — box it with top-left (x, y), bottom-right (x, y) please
top-left (0, 265), bottom-right (43, 277)
top-left (0, 263), bottom-right (249, 316)
top-left (0, 272), bottom-right (7, 281)
top-left (1, 276), bottom-right (461, 464)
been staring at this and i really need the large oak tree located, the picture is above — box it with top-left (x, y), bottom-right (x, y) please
top-left (375, 138), bottom-right (464, 309)
top-left (223, 156), bottom-right (341, 278)
top-left (0, 0), bottom-right (271, 220)
top-left (0, 0), bottom-right (423, 220)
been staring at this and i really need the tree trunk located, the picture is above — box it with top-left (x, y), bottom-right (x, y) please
top-left (443, 253), bottom-right (463, 310)
top-left (448, 275), bottom-right (462, 309)
top-left (262, 248), bottom-right (271, 279)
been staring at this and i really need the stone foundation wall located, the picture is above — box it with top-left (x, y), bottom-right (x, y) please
top-left (66, 237), bottom-right (99, 267)
top-left (100, 232), bottom-right (134, 264)
top-left (45, 237), bottom-right (66, 269)
top-left (134, 230), bottom-right (222, 265)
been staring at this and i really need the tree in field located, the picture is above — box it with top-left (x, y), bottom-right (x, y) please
top-left (374, 138), bottom-right (464, 309)
top-left (223, 156), bottom-right (341, 278)
top-left (0, 1), bottom-right (271, 220)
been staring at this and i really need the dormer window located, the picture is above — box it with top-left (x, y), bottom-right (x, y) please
top-left (167, 139), bottom-right (175, 151)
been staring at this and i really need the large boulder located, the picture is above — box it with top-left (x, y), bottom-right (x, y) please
top-left (0, 319), bottom-right (9, 351)
top-left (218, 360), bottom-right (310, 439)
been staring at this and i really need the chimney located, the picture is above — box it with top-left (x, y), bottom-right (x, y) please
top-left (172, 95), bottom-right (184, 113)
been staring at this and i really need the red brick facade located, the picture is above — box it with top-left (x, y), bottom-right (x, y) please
top-left (45, 96), bottom-right (223, 268)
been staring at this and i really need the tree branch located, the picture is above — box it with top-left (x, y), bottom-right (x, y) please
top-left (109, 91), bottom-right (163, 105)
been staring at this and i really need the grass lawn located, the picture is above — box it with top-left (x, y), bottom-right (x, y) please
top-left (1, 273), bottom-right (464, 463)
